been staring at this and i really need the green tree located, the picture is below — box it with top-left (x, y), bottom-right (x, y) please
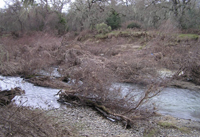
top-left (57, 14), bottom-right (68, 35)
top-left (106, 10), bottom-right (121, 30)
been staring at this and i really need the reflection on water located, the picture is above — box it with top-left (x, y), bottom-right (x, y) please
top-left (113, 83), bottom-right (200, 121)
top-left (0, 75), bottom-right (61, 109)
top-left (1, 75), bottom-right (200, 121)
top-left (155, 88), bottom-right (200, 121)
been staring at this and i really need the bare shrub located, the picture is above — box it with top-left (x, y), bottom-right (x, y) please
top-left (108, 51), bottom-right (158, 84)
top-left (59, 48), bottom-right (111, 84)
top-left (0, 32), bottom-right (62, 76)
top-left (56, 47), bottom-right (163, 128)
top-left (61, 32), bottom-right (78, 46)
top-left (145, 27), bottom-right (194, 71)
top-left (75, 30), bottom-right (95, 41)
top-left (0, 44), bottom-right (9, 67)
top-left (173, 41), bottom-right (200, 84)
top-left (158, 19), bottom-right (180, 35)
top-left (0, 105), bottom-right (72, 137)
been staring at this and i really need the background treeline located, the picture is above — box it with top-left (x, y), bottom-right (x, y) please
top-left (0, 0), bottom-right (200, 35)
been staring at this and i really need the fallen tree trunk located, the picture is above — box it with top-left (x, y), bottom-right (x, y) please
top-left (57, 87), bottom-right (157, 128)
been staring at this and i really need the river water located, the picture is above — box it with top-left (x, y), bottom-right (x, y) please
top-left (0, 75), bottom-right (200, 121)
top-left (0, 75), bottom-right (61, 109)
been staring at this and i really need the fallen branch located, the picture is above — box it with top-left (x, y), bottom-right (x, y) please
top-left (0, 87), bottom-right (25, 106)
top-left (57, 89), bottom-right (154, 128)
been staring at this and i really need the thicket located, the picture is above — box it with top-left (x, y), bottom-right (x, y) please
top-left (0, 1), bottom-right (68, 35)
top-left (96, 23), bottom-right (111, 34)
top-left (0, 0), bottom-right (200, 33)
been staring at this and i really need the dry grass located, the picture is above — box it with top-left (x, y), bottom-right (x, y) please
top-left (0, 105), bottom-right (73, 137)
top-left (0, 32), bottom-right (63, 76)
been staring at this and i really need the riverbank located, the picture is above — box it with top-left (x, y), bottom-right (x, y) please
top-left (47, 105), bottom-right (200, 137)
top-left (1, 103), bottom-right (200, 137)
top-left (169, 80), bottom-right (200, 91)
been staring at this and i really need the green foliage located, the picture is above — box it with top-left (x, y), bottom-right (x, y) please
top-left (176, 8), bottom-right (200, 29)
top-left (57, 15), bottom-right (68, 35)
top-left (96, 23), bottom-right (111, 34)
top-left (22, 0), bottom-right (34, 5)
top-left (127, 22), bottom-right (141, 29)
top-left (158, 121), bottom-right (191, 133)
top-left (106, 10), bottom-right (121, 30)
top-left (158, 121), bottom-right (177, 129)
top-left (95, 34), bottom-right (108, 39)
top-left (59, 16), bottom-right (66, 24)
top-left (144, 128), bottom-right (159, 137)
top-left (177, 34), bottom-right (199, 41)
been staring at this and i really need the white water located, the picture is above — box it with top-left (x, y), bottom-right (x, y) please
top-left (1, 75), bottom-right (200, 121)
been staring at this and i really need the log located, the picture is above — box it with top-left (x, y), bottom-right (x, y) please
top-left (57, 91), bottom-right (149, 128)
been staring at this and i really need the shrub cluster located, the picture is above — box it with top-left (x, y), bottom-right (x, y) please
top-left (127, 22), bottom-right (141, 29)
top-left (106, 10), bottom-right (121, 30)
top-left (96, 23), bottom-right (111, 34)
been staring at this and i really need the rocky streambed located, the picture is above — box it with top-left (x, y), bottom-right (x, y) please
top-left (47, 105), bottom-right (200, 137)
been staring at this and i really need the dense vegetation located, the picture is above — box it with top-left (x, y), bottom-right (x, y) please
top-left (0, 0), bottom-right (200, 33)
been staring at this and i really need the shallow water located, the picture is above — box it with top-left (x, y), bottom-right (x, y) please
top-left (0, 75), bottom-right (61, 109)
top-left (113, 83), bottom-right (200, 121)
top-left (155, 88), bottom-right (200, 121)
top-left (1, 75), bottom-right (200, 121)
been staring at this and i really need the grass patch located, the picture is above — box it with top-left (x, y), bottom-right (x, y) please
top-left (177, 34), bottom-right (199, 41)
top-left (0, 33), bottom-right (11, 38)
top-left (108, 30), bottom-right (148, 38)
top-left (158, 121), bottom-right (178, 129)
top-left (179, 127), bottom-right (191, 133)
top-left (95, 33), bottom-right (108, 39)
top-left (143, 128), bottom-right (159, 137)
top-left (94, 30), bottom-right (150, 40)
top-left (158, 121), bottom-right (191, 133)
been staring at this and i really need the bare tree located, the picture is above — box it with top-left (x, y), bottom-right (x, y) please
top-left (66, 0), bottom-right (110, 31)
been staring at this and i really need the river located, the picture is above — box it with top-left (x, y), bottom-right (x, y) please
top-left (0, 75), bottom-right (200, 121)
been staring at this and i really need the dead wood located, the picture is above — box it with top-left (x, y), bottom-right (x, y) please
top-left (57, 90), bottom-right (135, 128)
top-left (0, 87), bottom-right (25, 106)
top-left (57, 85), bottom-right (162, 128)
